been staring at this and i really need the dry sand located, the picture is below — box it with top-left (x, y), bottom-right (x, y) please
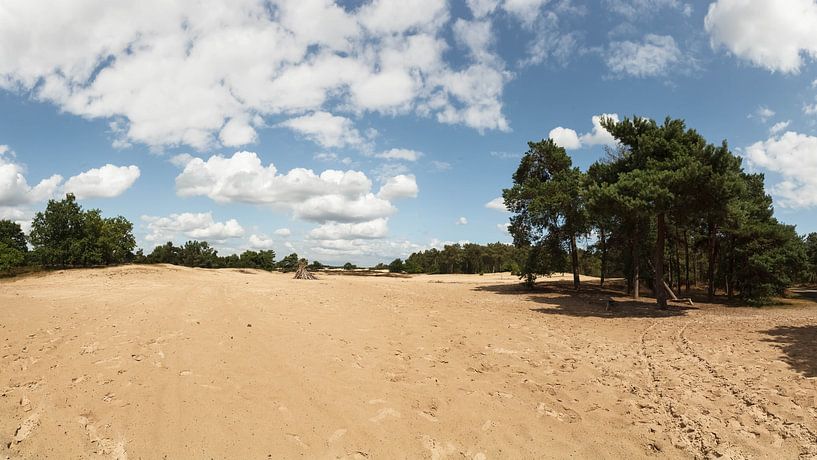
top-left (1, 265), bottom-right (816, 459)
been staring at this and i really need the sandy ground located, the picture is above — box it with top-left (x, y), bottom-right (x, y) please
top-left (1, 265), bottom-right (816, 459)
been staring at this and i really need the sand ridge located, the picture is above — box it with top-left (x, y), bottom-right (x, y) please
top-left (1, 265), bottom-right (816, 458)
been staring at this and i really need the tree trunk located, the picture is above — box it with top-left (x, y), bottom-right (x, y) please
top-left (727, 236), bottom-right (736, 298)
top-left (655, 213), bottom-right (668, 309)
top-left (684, 230), bottom-right (690, 293)
top-left (707, 222), bottom-right (717, 299)
top-left (633, 224), bottom-right (640, 299)
top-left (675, 233), bottom-right (682, 295)
top-left (570, 234), bottom-right (580, 290)
top-left (599, 226), bottom-right (607, 288)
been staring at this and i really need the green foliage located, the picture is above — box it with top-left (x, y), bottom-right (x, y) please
top-left (28, 194), bottom-right (135, 267)
top-left (499, 115), bottom-right (810, 305)
top-left (343, 262), bottom-right (356, 270)
top-left (0, 220), bottom-right (27, 253)
top-left (277, 253), bottom-right (300, 272)
top-left (143, 242), bottom-right (276, 270)
top-left (404, 242), bottom-right (530, 275)
top-left (0, 241), bottom-right (25, 271)
top-left (309, 260), bottom-right (324, 270)
top-left (388, 258), bottom-right (404, 273)
top-left (503, 139), bottom-right (587, 287)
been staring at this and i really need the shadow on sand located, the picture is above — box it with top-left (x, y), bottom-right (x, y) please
top-left (762, 325), bottom-right (817, 378)
top-left (473, 280), bottom-right (695, 318)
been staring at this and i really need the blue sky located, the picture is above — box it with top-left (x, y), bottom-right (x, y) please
top-left (1, 0), bottom-right (816, 265)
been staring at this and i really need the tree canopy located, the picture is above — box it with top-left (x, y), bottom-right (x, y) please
top-left (505, 116), bottom-right (810, 305)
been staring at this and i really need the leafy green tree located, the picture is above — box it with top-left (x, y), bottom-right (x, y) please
top-left (503, 139), bottom-right (588, 288)
top-left (29, 194), bottom-right (85, 266)
top-left (388, 258), bottom-right (404, 273)
top-left (309, 260), bottom-right (324, 270)
top-left (343, 262), bottom-right (356, 270)
top-left (0, 220), bottom-right (27, 253)
top-left (277, 253), bottom-right (300, 272)
top-left (29, 194), bottom-right (135, 267)
top-left (0, 220), bottom-right (27, 271)
top-left (805, 232), bottom-right (817, 283)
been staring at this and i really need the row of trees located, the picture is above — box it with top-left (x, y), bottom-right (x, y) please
top-left (401, 243), bottom-right (527, 274)
top-left (136, 240), bottom-right (279, 270)
top-left (504, 116), bottom-right (812, 305)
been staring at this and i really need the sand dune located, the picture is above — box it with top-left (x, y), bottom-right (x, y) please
top-left (1, 265), bottom-right (816, 459)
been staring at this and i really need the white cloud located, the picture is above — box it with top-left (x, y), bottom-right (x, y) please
top-left (497, 222), bottom-right (510, 233)
top-left (465, 0), bottom-right (500, 18)
top-left (375, 148), bottom-right (423, 162)
top-left (744, 131), bottom-right (817, 208)
top-left (219, 117), bottom-right (258, 147)
top-left (0, 147), bottom-right (62, 206)
top-left (142, 212), bottom-right (245, 242)
top-left (705, 0), bottom-right (817, 73)
top-left (313, 152), bottom-right (353, 165)
top-left (274, 228), bottom-right (292, 237)
top-left (0, 0), bottom-right (513, 149)
top-left (430, 160), bottom-right (452, 172)
top-left (63, 164), bottom-right (140, 199)
top-left (753, 105), bottom-right (775, 122)
top-left (377, 174), bottom-right (419, 200)
top-left (549, 127), bottom-right (582, 150)
top-left (485, 197), bottom-right (508, 212)
top-left (579, 113), bottom-right (620, 146)
top-left (769, 120), bottom-right (791, 134)
top-left (248, 234), bottom-right (276, 250)
top-left (174, 151), bottom-right (411, 223)
top-left (456, 216), bottom-right (468, 225)
top-left (606, 34), bottom-right (684, 78)
top-left (804, 103), bottom-right (817, 116)
top-left (278, 111), bottom-right (366, 149)
top-left (604, 0), bottom-right (692, 20)
top-left (549, 114), bottom-right (619, 150)
top-left (308, 218), bottom-right (388, 240)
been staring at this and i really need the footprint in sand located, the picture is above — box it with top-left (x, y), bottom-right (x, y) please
top-left (327, 429), bottom-right (347, 444)
top-left (286, 433), bottom-right (309, 449)
top-left (179, 370), bottom-right (192, 376)
top-left (14, 410), bottom-right (41, 443)
top-left (78, 414), bottom-right (128, 459)
top-left (369, 408), bottom-right (401, 423)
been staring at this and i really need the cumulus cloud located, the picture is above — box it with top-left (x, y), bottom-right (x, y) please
top-left (308, 218), bottom-right (388, 240)
top-left (456, 216), bottom-right (468, 225)
top-left (497, 222), bottom-right (510, 233)
top-left (606, 34), bottom-right (684, 78)
top-left (142, 212), bottom-right (245, 242)
top-left (248, 234), bottom-right (276, 249)
top-left (174, 151), bottom-right (418, 225)
top-left (63, 164), bottom-right (140, 199)
top-left (548, 114), bottom-right (620, 150)
top-left (375, 148), bottom-right (422, 162)
top-left (744, 131), bottom-right (817, 208)
top-left (485, 197), bottom-right (508, 212)
top-left (0, 0), bottom-right (514, 149)
top-left (274, 228), bottom-right (292, 237)
top-left (278, 111), bottom-right (366, 149)
top-left (769, 120), bottom-right (791, 135)
top-left (548, 127), bottom-right (582, 150)
top-left (705, 0), bottom-right (817, 73)
top-left (0, 147), bottom-right (62, 206)
top-left (377, 174), bottom-right (419, 200)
